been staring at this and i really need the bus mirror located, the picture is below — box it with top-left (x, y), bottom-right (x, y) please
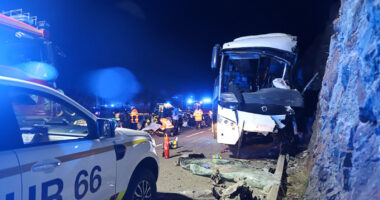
top-left (211, 44), bottom-right (221, 69)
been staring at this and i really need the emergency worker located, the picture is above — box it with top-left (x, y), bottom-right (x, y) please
top-left (130, 108), bottom-right (139, 130)
top-left (114, 113), bottom-right (121, 127)
top-left (193, 108), bottom-right (203, 129)
top-left (160, 117), bottom-right (174, 136)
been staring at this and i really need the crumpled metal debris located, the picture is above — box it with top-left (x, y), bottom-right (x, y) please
top-left (179, 158), bottom-right (279, 192)
top-left (213, 180), bottom-right (255, 200)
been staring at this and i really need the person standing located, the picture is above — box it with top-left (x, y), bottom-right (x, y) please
top-left (130, 108), bottom-right (139, 130)
top-left (160, 117), bottom-right (174, 136)
top-left (193, 108), bottom-right (203, 129)
top-left (172, 107), bottom-right (179, 135)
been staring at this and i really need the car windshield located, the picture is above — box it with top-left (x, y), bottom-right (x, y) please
top-left (221, 54), bottom-right (288, 93)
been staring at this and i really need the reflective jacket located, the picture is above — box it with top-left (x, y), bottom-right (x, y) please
top-left (193, 109), bottom-right (203, 122)
top-left (160, 118), bottom-right (174, 130)
top-left (130, 109), bottom-right (139, 123)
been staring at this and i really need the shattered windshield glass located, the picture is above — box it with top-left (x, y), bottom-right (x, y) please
top-left (221, 55), bottom-right (288, 93)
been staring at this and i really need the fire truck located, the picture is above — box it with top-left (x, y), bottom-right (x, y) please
top-left (0, 9), bottom-right (58, 87)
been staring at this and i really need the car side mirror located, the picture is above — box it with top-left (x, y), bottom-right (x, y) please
top-left (211, 44), bottom-right (221, 69)
top-left (97, 119), bottom-right (115, 138)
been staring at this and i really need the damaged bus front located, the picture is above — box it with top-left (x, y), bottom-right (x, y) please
top-left (211, 33), bottom-right (303, 152)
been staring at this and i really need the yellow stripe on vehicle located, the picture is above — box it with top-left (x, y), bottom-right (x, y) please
top-left (0, 138), bottom-right (150, 180)
top-left (116, 190), bottom-right (126, 200)
top-left (124, 138), bottom-right (149, 147)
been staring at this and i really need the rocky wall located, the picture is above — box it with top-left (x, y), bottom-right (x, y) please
top-left (305, 0), bottom-right (380, 199)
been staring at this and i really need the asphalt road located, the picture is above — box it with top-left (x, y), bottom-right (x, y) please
top-left (152, 126), bottom-right (279, 199)
top-left (152, 127), bottom-right (226, 157)
top-left (153, 127), bottom-right (226, 200)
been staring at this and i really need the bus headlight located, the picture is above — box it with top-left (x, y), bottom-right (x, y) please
top-left (218, 115), bottom-right (237, 130)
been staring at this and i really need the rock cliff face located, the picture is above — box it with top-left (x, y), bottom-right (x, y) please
top-left (305, 0), bottom-right (380, 199)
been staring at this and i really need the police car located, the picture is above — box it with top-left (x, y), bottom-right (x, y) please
top-left (0, 76), bottom-right (159, 200)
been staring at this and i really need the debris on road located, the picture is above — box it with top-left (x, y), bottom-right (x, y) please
top-left (169, 137), bottom-right (178, 149)
top-left (180, 190), bottom-right (215, 200)
top-left (212, 153), bottom-right (222, 159)
top-left (180, 153), bottom-right (206, 159)
top-left (179, 158), bottom-right (280, 192)
top-left (176, 153), bottom-right (206, 166)
top-left (213, 180), bottom-right (255, 200)
top-left (220, 148), bottom-right (229, 153)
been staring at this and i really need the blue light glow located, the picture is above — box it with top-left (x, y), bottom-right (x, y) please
top-left (202, 97), bottom-right (212, 103)
top-left (88, 67), bottom-right (140, 102)
top-left (187, 99), bottom-right (193, 104)
top-left (19, 62), bottom-right (58, 81)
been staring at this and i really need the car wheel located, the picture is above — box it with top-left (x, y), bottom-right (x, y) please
top-left (125, 169), bottom-right (156, 200)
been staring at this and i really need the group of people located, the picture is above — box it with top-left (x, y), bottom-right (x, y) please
top-left (111, 105), bottom-right (210, 137)
top-left (158, 107), bottom-right (206, 136)
top-left (114, 108), bottom-right (140, 130)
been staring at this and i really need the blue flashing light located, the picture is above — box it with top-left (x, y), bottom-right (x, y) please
top-left (202, 98), bottom-right (212, 104)
top-left (111, 104), bottom-right (115, 107)
top-left (187, 99), bottom-right (193, 104)
top-left (88, 67), bottom-right (140, 102)
top-left (19, 62), bottom-right (58, 81)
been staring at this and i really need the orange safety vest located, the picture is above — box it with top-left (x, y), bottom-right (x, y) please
top-left (130, 109), bottom-right (139, 123)
top-left (160, 118), bottom-right (174, 130)
top-left (193, 109), bottom-right (203, 122)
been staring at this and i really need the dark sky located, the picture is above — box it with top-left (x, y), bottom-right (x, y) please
top-left (1, 0), bottom-right (338, 102)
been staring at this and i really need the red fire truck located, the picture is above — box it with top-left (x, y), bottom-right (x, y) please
top-left (0, 9), bottom-right (58, 87)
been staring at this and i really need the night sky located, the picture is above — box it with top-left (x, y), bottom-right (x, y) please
top-left (1, 0), bottom-right (338, 104)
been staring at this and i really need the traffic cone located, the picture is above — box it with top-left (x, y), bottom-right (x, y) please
top-left (163, 134), bottom-right (170, 159)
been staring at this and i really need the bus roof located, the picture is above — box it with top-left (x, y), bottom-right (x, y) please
top-left (222, 33), bottom-right (297, 53)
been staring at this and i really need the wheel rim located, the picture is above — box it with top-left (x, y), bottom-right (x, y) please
top-left (134, 180), bottom-right (152, 200)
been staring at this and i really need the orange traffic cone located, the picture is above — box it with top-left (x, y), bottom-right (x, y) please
top-left (163, 134), bottom-right (170, 159)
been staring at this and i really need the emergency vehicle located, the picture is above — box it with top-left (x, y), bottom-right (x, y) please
top-left (211, 33), bottom-right (304, 156)
top-left (0, 9), bottom-right (58, 87)
top-left (0, 76), bottom-right (159, 200)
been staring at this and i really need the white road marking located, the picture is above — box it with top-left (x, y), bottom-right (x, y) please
top-left (186, 131), bottom-right (206, 138)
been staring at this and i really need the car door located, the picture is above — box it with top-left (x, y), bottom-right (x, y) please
top-left (0, 151), bottom-right (21, 200)
top-left (8, 87), bottom-right (117, 200)
top-left (0, 85), bottom-right (22, 200)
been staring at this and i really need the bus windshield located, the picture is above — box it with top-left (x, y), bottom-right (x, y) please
top-left (221, 54), bottom-right (288, 93)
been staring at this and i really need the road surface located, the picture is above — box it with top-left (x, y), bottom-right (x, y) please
top-left (153, 127), bottom-right (279, 199)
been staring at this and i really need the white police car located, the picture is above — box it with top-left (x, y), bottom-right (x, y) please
top-left (0, 76), bottom-right (159, 200)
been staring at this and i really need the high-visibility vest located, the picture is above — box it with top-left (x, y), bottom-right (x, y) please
top-left (130, 109), bottom-right (139, 123)
top-left (160, 118), bottom-right (174, 130)
top-left (115, 113), bottom-right (120, 120)
top-left (193, 109), bottom-right (203, 122)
